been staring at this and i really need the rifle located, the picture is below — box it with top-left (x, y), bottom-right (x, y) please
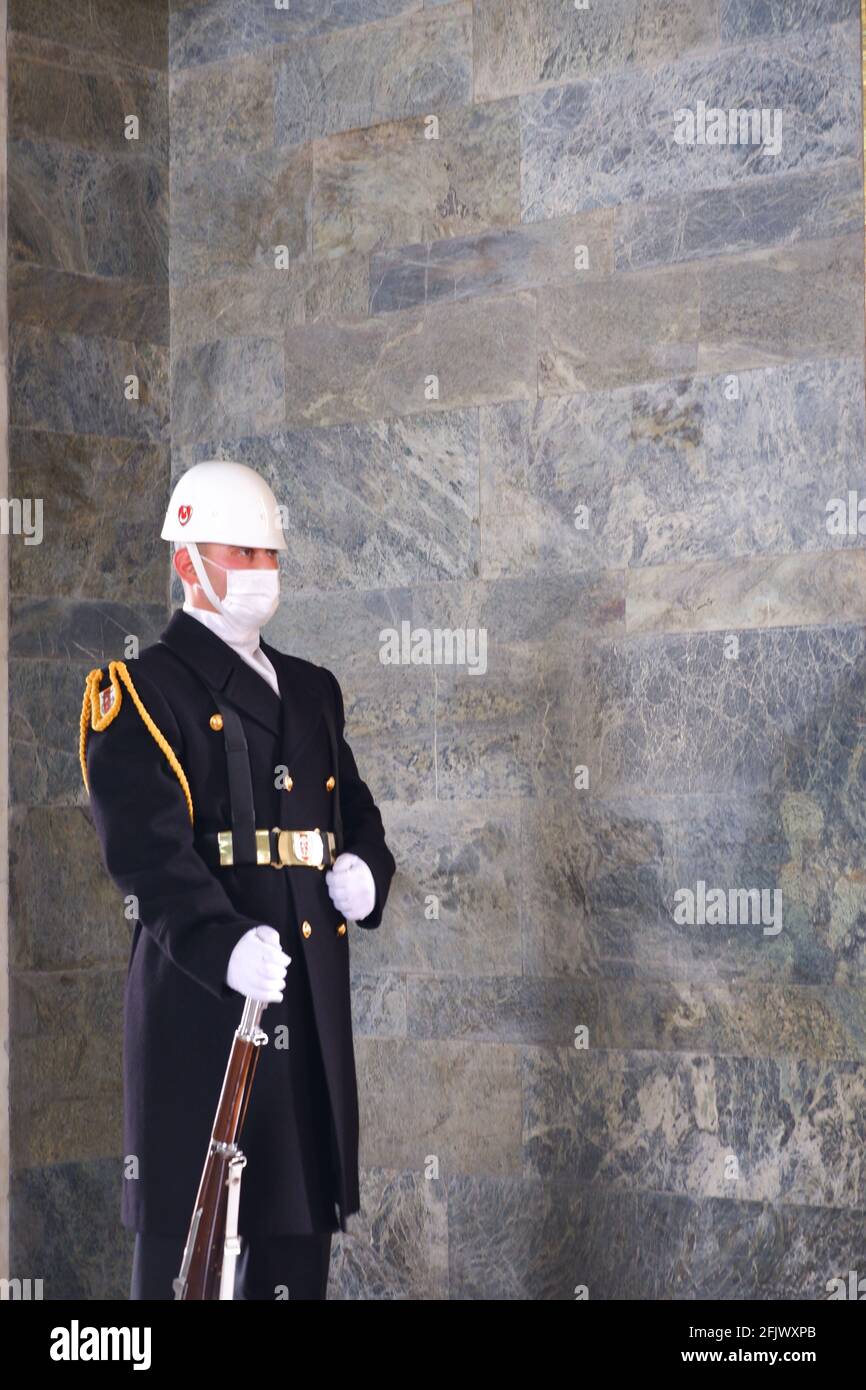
top-left (173, 995), bottom-right (268, 1300)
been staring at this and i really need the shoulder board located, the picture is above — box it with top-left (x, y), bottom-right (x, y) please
top-left (79, 661), bottom-right (194, 824)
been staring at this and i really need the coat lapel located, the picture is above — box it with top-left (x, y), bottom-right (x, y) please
top-left (260, 636), bottom-right (326, 770)
top-left (159, 609), bottom-right (282, 737)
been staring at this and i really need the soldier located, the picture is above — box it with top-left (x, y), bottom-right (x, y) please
top-left (79, 460), bottom-right (396, 1300)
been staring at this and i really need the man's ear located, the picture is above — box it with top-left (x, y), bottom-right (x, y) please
top-left (173, 545), bottom-right (196, 586)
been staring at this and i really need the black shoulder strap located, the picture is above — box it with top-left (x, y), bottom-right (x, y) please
top-left (207, 687), bottom-right (258, 867)
top-left (320, 674), bottom-right (344, 856)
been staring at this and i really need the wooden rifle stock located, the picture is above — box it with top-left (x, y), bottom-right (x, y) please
top-left (173, 995), bottom-right (268, 1300)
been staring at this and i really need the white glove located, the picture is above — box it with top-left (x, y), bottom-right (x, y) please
top-left (226, 925), bottom-right (290, 1004)
top-left (325, 853), bottom-right (376, 922)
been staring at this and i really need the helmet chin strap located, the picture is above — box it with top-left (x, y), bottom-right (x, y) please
top-left (185, 540), bottom-right (227, 616)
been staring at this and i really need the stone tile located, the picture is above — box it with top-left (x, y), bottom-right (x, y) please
top-left (334, 665), bottom-right (436, 806)
top-left (330, 1167), bottom-right (448, 1299)
top-left (170, 336), bottom-right (285, 443)
top-left (9, 806), bottom-right (127, 969)
top-left (9, 264), bottom-right (169, 344)
top-left (475, 0), bottom-right (719, 101)
top-left (410, 572), bottom-right (625, 646)
top-left (14, 1033), bottom-right (122, 1130)
top-left (11, 968), bottom-right (126, 1037)
top-left (627, 550), bottom-right (866, 635)
top-left (11, 601), bottom-right (167, 661)
top-left (170, 0), bottom-right (419, 70)
top-left (537, 261), bottom-right (701, 395)
top-left (432, 643), bottom-right (559, 801)
top-left (9, 45), bottom-right (168, 158)
top-left (169, 49), bottom-right (273, 163)
top-left (11, 1160), bottom-right (134, 1300)
top-left (9, 139), bottom-right (168, 280)
top-left (539, 625), bottom-right (866, 807)
top-left (521, 23), bottom-right (859, 221)
top-left (275, 3), bottom-right (472, 147)
top-left (518, 787), bottom-right (857, 989)
top-left (264, 584), bottom-right (415, 674)
top-left (9, 428), bottom-right (169, 603)
top-left (183, 410), bottom-right (480, 589)
top-left (10, 327), bottom-right (169, 440)
top-left (170, 254), bottom-right (370, 345)
top-left (356, 1035), bottom-right (522, 1173)
top-left (614, 160), bottom-right (863, 271)
top-left (170, 144), bottom-right (311, 286)
top-left (9, 0), bottom-right (168, 69)
top-left (349, 970), bottom-right (406, 1037)
top-left (370, 209), bottom-right (614, 314)
top-left (720, 0), bottom-right (858, 42)
top-left (407, 974), bottom-right (866, 1060)
top-left (479, 359), bottom-right (866, 579)
top-left (312, 98), bottom-right (520, 256)
top-left (523, 1047), bottom-right (866, 1207)
top-left (10, 656), bottom-right (131, 807)
top-left (697, 234), bottom-right (864, 373)
top-left (447, 1176), bottom-right (866, 1298)
top-left (284, 292), bottom-right (536, 427)
top-left (349, 798), bottom-right (522, 976)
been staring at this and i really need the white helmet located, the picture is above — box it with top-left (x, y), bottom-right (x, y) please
top-left (160, 460), bottom-right (286, 551)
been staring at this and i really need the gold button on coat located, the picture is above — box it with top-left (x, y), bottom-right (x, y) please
top-left (326, 775), bottom-right (335, 791)
top-left (209, 713), bottom-right (224, 731)
top-left (284, 776), bottom-right (294, 791)
top-left (336, 922), bottom-right (347, 936)
top-left (301, 921), bottom-right (312, 938)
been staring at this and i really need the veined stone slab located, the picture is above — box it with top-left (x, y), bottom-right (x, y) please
top-left (697, 233), bottom-right (863, 373)
top-left (521, 23), bottom-right (859, 221)
top-left (538, 237), bottom-right (861, 397)
top-left (9, 43), bottom-right (167, 158)
top-left (329, 1168), bottom-right (448, 1300)
top-left (356, 1035), bottom-right (522, 1173)
top-left (9, 0), bottom-right (167, 69)
top-left (614, 161), bottom-right (863, 271)
top-left (370, 210), bottom-right (613, 314)
top-left (475, 0), bottom-right (719, 102)
top-left (9, 139), bottom-right (168, 280)
top-left (170, 0), bottom-right (421, 69)
top-left (523, 1046), bottom-right (866, 1207)
top-left (275, 2), bottom-right (472, 147)
top-left (10, 326), bottom-right (169, 440)
top-left (10, 265), bottom-right (168, 345)
top-left (406, 974), bottom-right (866, 1060)
top-left (170, 336), bottom-right (284, 443)
top-left (720, 0), bottom-right (858, 42)
top-left (169, 49), bottom-right (273, 163)
top-left (9, 430), bottom-right (168, 604)
top-left (479, 360), bottom-right (866, 579)
top-left (181, 409), bottom-right (479, 588)
top-left (626, 550), bottom-right (866, 634)
top-left (170, 255), bottom-right (369, 345)
top-left (284, 292), bottom-right (535, 426)
top-left (349, 797), bottom-right (522, 976)
top-left (170, 144), bottom-right (311, 285)
top-left (312, 99), bottom-right (520, 256)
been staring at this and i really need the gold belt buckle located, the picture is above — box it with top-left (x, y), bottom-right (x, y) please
top-left (269, 828), bottom-right (333, 869)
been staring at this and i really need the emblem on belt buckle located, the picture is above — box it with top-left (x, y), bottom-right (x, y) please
top-left (292, 829), bottom-right (324, 867)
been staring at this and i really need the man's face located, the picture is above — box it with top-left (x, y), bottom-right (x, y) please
top-left (174, 541), bottom-right (279, 607)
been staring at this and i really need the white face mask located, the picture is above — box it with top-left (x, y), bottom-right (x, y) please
top-left (188, 546), bottom-right (281, 632)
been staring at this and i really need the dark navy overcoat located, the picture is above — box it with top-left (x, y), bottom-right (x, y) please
top-left (83, 608), bottom-right (395, 1237)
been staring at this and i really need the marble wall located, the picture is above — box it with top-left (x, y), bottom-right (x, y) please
top-left (7, 0), bottom-right (169, 1298)
top-left (169, 0), bottom-right (866, 1301)
top-left (7, 0), bottom-right (866, 1300)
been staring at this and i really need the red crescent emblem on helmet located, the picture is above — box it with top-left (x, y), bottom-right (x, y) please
top-left (178, 505), bottom-right (192, 525)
